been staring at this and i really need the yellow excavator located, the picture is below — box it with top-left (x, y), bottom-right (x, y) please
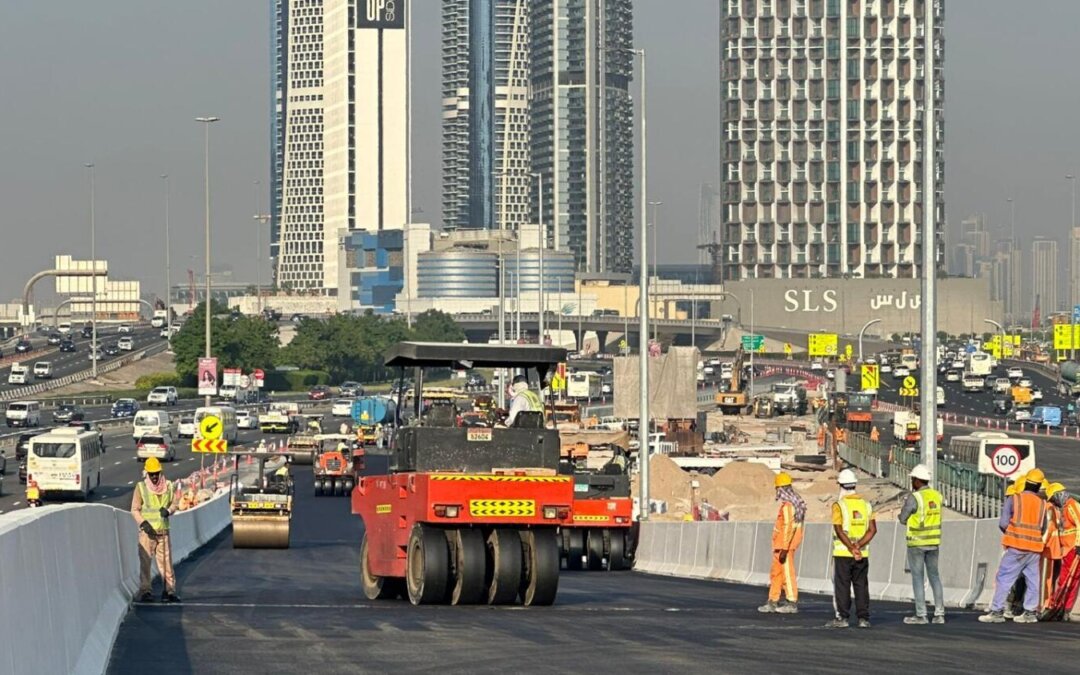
top-left (715, 348), bottom-right (748, 415)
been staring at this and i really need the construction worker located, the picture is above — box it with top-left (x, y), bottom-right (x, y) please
top-left (816, 425), bottom-right (826, 449)
top-left (828, 468), bottom-right (877, 628)
top-left (339, 420), bottom-right (350, 435)
top-left (504, 374), bottom-right (543, 427)
top-left (899, 464), bottom-right (945, 624)
top-left (307, 417), bottom-right (322, 433)
top-left (979, 468), bottom-right (1048, 623)
top-left (759, 472), bottom-right (806, 614)
top-left (1046, 483), bottom-right (1080, 616)
top-left (1041, 481), bottom-right (1065, 611)
top-left (869, 425), bottom-right (880, 443)
top-left (131, 457), bottom-right (180, 603)
top-left (1002, 475), bottom-right (1028, 619)
top-left (25, 480), bottom-right (41, 508)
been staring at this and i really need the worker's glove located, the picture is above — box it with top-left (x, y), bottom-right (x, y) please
top-left (160, 507), bottom-right (171, 520)
top-left (778, 551), bottom-right (788, 564)
top-left (139, 521), bottom-right (156, 537)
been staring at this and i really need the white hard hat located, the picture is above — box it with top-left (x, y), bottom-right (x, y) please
top-left (838, 469), bottom-right (858, 486)
top-left (910, 464), bottom-right (932, 482)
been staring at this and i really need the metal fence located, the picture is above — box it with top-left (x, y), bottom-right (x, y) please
top-left (840, 433), bottom-right (1006, 519)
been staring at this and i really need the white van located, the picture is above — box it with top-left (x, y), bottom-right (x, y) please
top-left (27, 427), bottom-right (103, 499)
top-left (57, 322), bottom-right (72, 335)
top-left (194, 405), bottom-right (238, 442)
top-left (132, 410), bottom-right (173, 440)
top-left (33, 362), bottom-right (52, 379)
top-left (6, 401), bottom-right (41, 428)
top-left (8, 363), bottom-right (29, 385)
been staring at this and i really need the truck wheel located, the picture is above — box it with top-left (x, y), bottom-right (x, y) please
top-left (519, 529), bottom-right (559, 606)
top-left (406, 524), bottom-right (449, 605)
top-left (606, 530), bottom-right (626, 571)
top-left (361, 534), bottom-right (403, 600)
top-left (342, 477), bottom-right (355, 495)
top-left (586, 529), bottom-right (605, 570)
top-left (314, 480), bottom-right (323, 497)
top-left (564, 529), bottom-right (585, 570)
top-left (485, 528), bottom-right (522, 604)
top-left (449, 528), bottom-right (486, 605)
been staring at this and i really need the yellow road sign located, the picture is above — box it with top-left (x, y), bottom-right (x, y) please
top-left (899, 387), bottom-right (919, 397)
top-left (199, 414), bottom-right (223, 441)
top-left (784, 342), bottom-right (792, 354)
top-left (903, 375), bottom-right (917, 390)
top-left (808, 333), bottom-right (839, 357)
top-left (845, 344), bottom-right (853, 357)
top-left (861, 365), bottom-right (880, 390)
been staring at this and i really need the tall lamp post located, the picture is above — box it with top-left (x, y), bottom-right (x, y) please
top-left (532, 171), bottom-right (545, 342)
top-left (648, 200), bottom-right (663, 341)
top-left (196, 116), bottom-right (220, 412)
top-left (85, 163), bottom-right (98, 378)
top-left (161, 174), bottom-right (172, 350)
top-left (858, 319), bottom-right (882, 364)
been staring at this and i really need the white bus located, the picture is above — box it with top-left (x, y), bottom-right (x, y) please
top-left (27, 427), bottom-right (104, 499)
top-left (567, 371), bottom-right (603, 400)
top-left (967, 351), bottom-right (993, 377)
top-left (946, 432), bottom-right (1036, 480)
top-left (194, 405), bottom-right (238, 442)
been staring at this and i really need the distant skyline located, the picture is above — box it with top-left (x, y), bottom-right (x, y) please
top-left (2, 1), bottom-right (1080, 301)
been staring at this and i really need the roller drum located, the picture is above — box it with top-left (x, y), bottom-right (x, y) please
top-left (232, 515), bottom-right (291, 549)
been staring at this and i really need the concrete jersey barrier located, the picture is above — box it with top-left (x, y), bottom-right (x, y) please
top-left (0, 489), bottom-right (233, 675)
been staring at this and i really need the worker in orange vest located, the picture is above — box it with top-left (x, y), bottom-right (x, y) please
top-left (759, 472), bottom-right (806, 615)
top-left (869, 426), bottom-right (881, 442)
top-left (980, 468), bottom-right (1048, 623)
top-left (1041, 482), bottom-right (1066, 609)
top-left (817, 426), bottom-right (826, 449)
top-left (1046, 483), bottom-right (1080, 615)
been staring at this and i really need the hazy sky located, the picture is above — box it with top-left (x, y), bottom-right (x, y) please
top-left (2, 0), bottom-right (1080, 304)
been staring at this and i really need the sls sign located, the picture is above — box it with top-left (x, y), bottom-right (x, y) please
top-left (784, 289), bottom-right (838, 313)
top-left (358, 0), bottom-right (405, 28)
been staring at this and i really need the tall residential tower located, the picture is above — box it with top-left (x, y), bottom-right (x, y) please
top-left (716, 0), bottom-right (945, 281)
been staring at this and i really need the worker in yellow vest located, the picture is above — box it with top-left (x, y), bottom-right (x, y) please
top-left (131, 457), bottom-right (180, 603)
top-left (25, 480), bottom-right (42, 507)
top-left (827, 469), bottom-right (877, 628)
top-left (898, 464), bottom-right (944, 624)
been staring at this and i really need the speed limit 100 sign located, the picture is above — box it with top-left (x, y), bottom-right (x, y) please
top-left (990, 445), bottom-right (1022, 477)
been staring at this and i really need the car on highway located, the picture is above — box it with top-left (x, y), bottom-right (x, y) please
top-left (5, 401), bottom-right (41, 428)
top-left (88, 348), bottom-right (104, 361)
top-left (1018, 377), bottom-right (1033, 389)
top-left (236, 410), bottom-right (258, 430)
top-left (1031, 386), bottom-right (1043, 401)
top-left (339, 380), bottom-right (364, 397)
top-left (57, 322), bottom-right (72, 335)
top-left (308, 384), bottom-right (331, 401)
top-left (945, 369), bottom-right (961, 383)
top-left (59, 339), bottom-right (76, 352)
top-left (177, 415), bottom-right (197, 439)
top-left (601, 380), bottom-right (613, 396)
top-left (1006, 366), bottom-right (1024, 381)
top-left (118, 336), bottom-right (134, 351)
top-left (1011, 408), bottom-right (1032, 422)
top-left (32, 362), bottom-right (52, 379)
top-left (892, 366), bottom-right (910, 379)
top-left (993, 377), bottom-right (1011, 394)
top-left (962, 373), bottom-right (984, 392)
top-left (810, 361), bottom-right (824, 372)
top-left (46, 333), bottom-right (62, 346)
top-left (465, 372), bottom-right (486, 389)
top-left (331, 399), bottom-right (354, 417)
top-left (993, 398), bottom-right (1011, 416)
top-left (136, 433), bottom-right (176, 462)
top-left (103, 343), bottom-right (120, 356)
top-left (291, 313), bottom-right (306, 323)
top-left (53, 403), bottom-right (86, 423)
top-left (14, 339), bottom-right (32, 354)
top-left (826, 369), bottom-right (836, 380)
top-left (880, 362), bottom-right (892, 374)
top-left (8, 364), bottom-right (29, 385)
top-left (146, 386), bottom-right (179, 407)
top-left (14, 429), bottom-right (49, 483)
top-left (111, 398), bottom-right (140, 418)
top-left (81, 325), bottom-right (94, 339)
top-left (117, 323), bottom-right (133, 334)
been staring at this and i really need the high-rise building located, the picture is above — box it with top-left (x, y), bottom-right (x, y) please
top-left (717, 0), bottom-right (945, 281)
top-left (1070, 227), bottom-right (1080, 312)
top-left (1031, 237), bottom-right (1059, 316)
top-left (960, 213), bottom-right (990, 259)
top-left (274, 0), bottom-right (409, 300)
top-left (270, 0), bottom-right (288, 274)
top-left (442, 0), bottom-right (532, 233)
top-left (529, 0), bottom-right (635, 273)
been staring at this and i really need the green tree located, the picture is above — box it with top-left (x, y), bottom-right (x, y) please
top-left (410, 309), bottom-right (465, 343)
top-left (171, 301), bottom-right (277, 384)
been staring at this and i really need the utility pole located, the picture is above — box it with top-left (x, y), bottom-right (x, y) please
top-left (85, 162), bottom-right (98, 378)
top-left (196, 116), bottom-right (220, 412)
top-left (918, 1), bottom-right (938, 484)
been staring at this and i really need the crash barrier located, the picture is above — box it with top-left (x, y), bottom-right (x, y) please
top-left (938, 411), bottom-right (1080, 439)
top-left (840, 435), bottom-right (1005, 519)
top-left (0, 488), bottom-right (233, 675)
top-left (635, 518), bottom-right (1006, 610)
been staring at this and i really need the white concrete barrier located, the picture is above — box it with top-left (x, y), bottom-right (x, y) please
top-left (0, 489), bottom-right (233, 675)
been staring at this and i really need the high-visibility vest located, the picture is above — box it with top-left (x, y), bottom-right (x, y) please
top-left (26, 485), bottom-right (40, 501)
top-left (1002, 492), bottom-right (1046, 553)
top-left (906, 488), bottom-right (943, 547)
top-left (519, 389), bottom-right (543, 412)
top-left (1045, 504), bottom-right (1064, 560)
top-left (833, 496), bottom-right (872, 558)
top-left (137, 481), bottom-right (173, 533)
top-left (1060, 498), bottom-right (1080, 550)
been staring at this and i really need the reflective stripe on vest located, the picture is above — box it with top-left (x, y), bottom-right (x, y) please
top-left (833, 497), bottom-right (872, 558)
top-left (1061, 499), bottom-right (1080, 550)
top-left (138, 480), bottom-right (173, 533)
top-left (906, 488), bottom-right (942, 547)
top-left (1002, 492), bottom-right (1046, 553)
top-left (520, 389), bottom-right (543, 412)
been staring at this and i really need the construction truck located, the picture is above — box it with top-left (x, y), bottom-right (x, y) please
top-left (557, 431), bottom-right (634, 572)
top-left (285, 417), bottom-right (324, 465)
top-left (351, 396), bottom-right (396, 447)
top-left (1011, 385), bottom-right (1034, 410)
top-left (753, 394), bottom-right (775, 418)
top-left (844, 392), bottom-right (874, 433)
top-left (355, 342), bottom-right (575, 606)
top-left (892, 409), bottom-right (944, 448)
top-left (229, 450), bottom-right (292, 549)
top-left (715, 348), bottom-right (748, 415)
top-left (313, 434), bottom-right (357, 497)
top-left (771, 380), bottom-right (808, 415)
top-left (1057, 362), bottom-right (1080, 398)
top-left (259, 402), bottom-right (302, 434)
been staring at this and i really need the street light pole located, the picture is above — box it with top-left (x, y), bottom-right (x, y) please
top-left (858, 319), bottom-right (882, 364)
top-left (85, 163), bottom-right (98, 378)
top-left (919, 0), bottom-right (938, 484)
top-left (197, 116), bottom-right (220, 411)
top-left (533, 171), bottom-right (545, 343)
top-left (636, 48), bottom-right (651, 521)
top-left (162, 174), bottom-right (172, 350)
top-left (648, 201), bottom-right (662, 341)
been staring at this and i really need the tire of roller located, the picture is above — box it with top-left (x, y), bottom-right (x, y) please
top-left (564, 528), bottom-right (585, 571)
top-left (606, 529), bottom-right (626, 571)
top-left (406, 524), bottom-right (449, 605)
top-left (485, 528), bottom-right (523, 605)
top-left (586, 529), bottom-right (605, 570)
top-left (519, 529), bottom-right (560, 606)
top-left (449, 528), bottom-right (486, 605)
top-left (361, 534), bottom-right (404, 600)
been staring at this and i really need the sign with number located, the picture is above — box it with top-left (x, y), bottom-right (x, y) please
top-left (467, 428), bottom-right (493, 442)
top-left (861, 365), bottom-right (880, 390)
top-left (990, 444), bottom-right (1022, 478)
top-left (808, 333), bottom-right (839, 357)
top-left (199, 415), bottom-right (223, 441)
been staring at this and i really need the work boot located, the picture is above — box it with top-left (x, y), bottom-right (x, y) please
top-left (775, 603), bottom-right (799, 614)
top-left (757, 602), bottom-right (778, 613)
top-left (161, 592), bottom-right (181, 604)
top-left (136, 591), bottom-right (153, 603)
top-left (825, 618), bottom-right (849, 629)
top-left (1013, 611), bottom-right (1038, 624)
top-left (932, 615), bottom-right (946, 625)
top-left (978, 611), bottom-right (1006, 623)
top-left (857, 619), bottom-right (872, 629)
top-left (1003, 606), bottom-right (1016, 619)
top-left (903, 615), bottom-right (928, 625)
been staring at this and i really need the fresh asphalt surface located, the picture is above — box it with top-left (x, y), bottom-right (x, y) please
top-left (107, 450), bottom-right (1080, 674)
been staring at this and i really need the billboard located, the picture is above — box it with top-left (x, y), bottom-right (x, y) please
top-left (357, 0), bottom-right (405, 29)
top-left (808, 333), bottom-right (838, 357)
top-left (198, 357), bottom-right (218, 396)
top-left (223, 368), bottom-right (241, 387)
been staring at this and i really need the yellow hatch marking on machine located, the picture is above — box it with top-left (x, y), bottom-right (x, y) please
top-left (431, 475), bottom-right (569, 483)
top-left (469, 499), bottom-right (536, 517)
top-left (375, 504), bottom-right (392, 514)
top-left (573, 515), bottom-right (610, 522)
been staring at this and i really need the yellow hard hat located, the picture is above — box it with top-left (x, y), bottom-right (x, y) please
top-left (775, 472), bottom-right (792, 488)
top-left (1005, 483), bottom-right (1018, 497)
top-left (1046, 483), bottom-right (1067, 499)
top-left (1026, 468), bottom-right (1045, 484)
top-left (144, 457), bottom-right (163, 473)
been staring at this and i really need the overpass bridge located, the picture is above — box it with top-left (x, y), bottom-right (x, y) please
top-left (454, 312), bottom-right (729, 350)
